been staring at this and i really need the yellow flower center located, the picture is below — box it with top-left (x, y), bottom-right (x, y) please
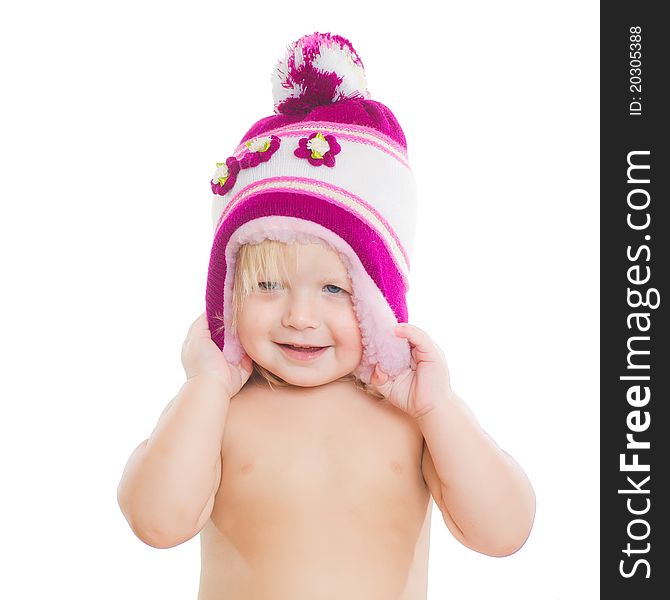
top-left (307, 132), bottom-right (330, 159)
top-left (246, 137), bottom-right (272, 153)
top-left (214, 162), bottom-right (229, 185)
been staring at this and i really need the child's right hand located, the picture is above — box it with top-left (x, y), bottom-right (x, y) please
top-left (181, 312), bottom-right (253, 398)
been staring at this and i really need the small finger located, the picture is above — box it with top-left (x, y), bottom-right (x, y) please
top-left (394, 323), bottom-right (432, 350)
top-left (188, 311), bottom-right (205, 331)
top-left (196, 312), bottom-right (212, 333)
top-left (410, 353), bottom-right (417, 370)
top-left (371, 365), bottom-right (393, 398)
top-left (373, 364), bottom-right (389, 385)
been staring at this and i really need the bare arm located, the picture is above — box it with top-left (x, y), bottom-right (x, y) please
top-left (117, 375), bottom-right (230, 548)
top-left (418, 392), bottom-right (536, 557)
top-left (374, 324), bottom-right (535, 557)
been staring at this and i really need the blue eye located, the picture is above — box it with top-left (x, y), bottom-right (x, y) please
top-left (324, 284), bottom-right (345, 294)
top-left (258, 281), bottom-right (282, 291)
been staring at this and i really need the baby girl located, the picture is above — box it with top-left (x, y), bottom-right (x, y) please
top-left (117, 32), bottom-right (535, 599)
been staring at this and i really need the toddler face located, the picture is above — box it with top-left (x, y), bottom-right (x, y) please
top-left (236, 242), bottom-right (363, 387)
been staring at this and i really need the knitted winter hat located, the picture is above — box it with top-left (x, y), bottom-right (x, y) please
top-left (206, 32), bottom-right (417, 385)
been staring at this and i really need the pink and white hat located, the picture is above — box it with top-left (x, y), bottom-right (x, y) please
top-left (206, 32), bottom-right (418, 384)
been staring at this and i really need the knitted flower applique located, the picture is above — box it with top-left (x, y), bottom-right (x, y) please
top-left (294, 132), bottom-right (341, 167)
top-left (239, 135), bottom-right (281, 169)
top-left (211, 157), bottom-right (240, 196)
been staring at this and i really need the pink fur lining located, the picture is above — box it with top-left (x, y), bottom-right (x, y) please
top-left (222, 216), bottom-right (411, 384)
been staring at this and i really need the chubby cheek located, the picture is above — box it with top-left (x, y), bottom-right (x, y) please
top-left (333, 315), bottom-right (363, 359)
top-left (236, 300), bottom-right (273, 356)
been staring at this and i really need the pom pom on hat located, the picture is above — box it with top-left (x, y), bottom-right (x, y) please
top-left (272, 32), bottom-right (371, 116)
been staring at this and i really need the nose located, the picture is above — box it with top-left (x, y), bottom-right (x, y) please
top-left (281, 290), bottom-right (320, 330)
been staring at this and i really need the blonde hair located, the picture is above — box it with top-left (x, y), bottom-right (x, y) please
top-left (212, 239), bottom-right (383, 399)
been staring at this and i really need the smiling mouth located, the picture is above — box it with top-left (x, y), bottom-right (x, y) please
top-left (277, 343), bottom-right (330, 361)
top-left (277, 343), bottom-right (328, 352)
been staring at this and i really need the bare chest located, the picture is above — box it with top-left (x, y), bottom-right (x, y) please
top-left (199, 381), bottom-right (431, 599)
top-left (217, 382), bottom-right (427, 533)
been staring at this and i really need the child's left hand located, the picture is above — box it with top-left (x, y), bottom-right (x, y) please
top-left (370, 324), bottom-right (452, 419)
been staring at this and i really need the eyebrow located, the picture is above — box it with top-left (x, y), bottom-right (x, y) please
top-left (320, 274), bottom-right (348, 283)
top-left (320, 275), bottom-right (351, 288)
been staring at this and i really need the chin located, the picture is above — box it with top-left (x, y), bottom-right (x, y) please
top-left (258, 357), bottom-right (360, 388)
top-left (267, 365), bottom-right (343, 388)
top-left (248, 343), bottom-right (361, 388)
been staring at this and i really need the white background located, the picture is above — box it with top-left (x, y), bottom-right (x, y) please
top-left (0, 1), bottom-right (599, 598)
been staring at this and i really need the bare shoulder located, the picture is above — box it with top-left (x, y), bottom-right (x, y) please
top-left (223, 376), bottom-right (422, 442)
top-left (229, 376), bottom-right (274, 405)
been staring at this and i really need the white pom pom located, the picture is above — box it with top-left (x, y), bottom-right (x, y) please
top-left (272, 32), bottom-right (370, 115)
